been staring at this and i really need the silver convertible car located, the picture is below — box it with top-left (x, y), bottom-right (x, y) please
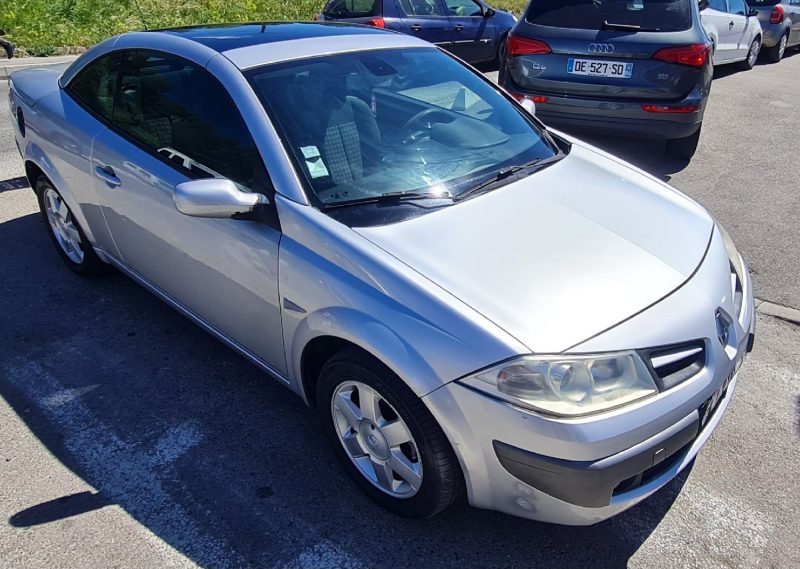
top-left (8, 22), bottom-right (755, 525)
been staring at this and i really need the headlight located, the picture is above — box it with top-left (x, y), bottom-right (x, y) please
top-left (716, 221), bottom-right (744, 279)
top-left (460, 352), bottom-right (657, 417)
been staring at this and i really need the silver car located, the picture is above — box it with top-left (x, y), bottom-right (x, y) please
top-left (8, 23), bottom-right (755, 525)
top-left (750, 0), bottom-right (800, 61)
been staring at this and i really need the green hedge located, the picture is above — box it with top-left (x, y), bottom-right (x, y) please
top-left (1, 0), bottom-right (528, 56)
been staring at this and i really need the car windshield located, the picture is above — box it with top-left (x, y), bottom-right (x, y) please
top-left (247, 48), bottom-right (558, 208)
top-left (526, 0), bottom-right (693, 32)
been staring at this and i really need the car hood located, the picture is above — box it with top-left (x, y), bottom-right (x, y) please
top-left (355, 143), bottom-right (713, 353)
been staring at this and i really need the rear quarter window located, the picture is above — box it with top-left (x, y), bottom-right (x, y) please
top-left (526, 0), bottom-right (693, 32)
top-left (324, 0), bottom-right (382, 17)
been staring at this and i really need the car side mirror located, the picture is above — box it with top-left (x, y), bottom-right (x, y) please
top-left (174, 178), bottom-right (269, 219)
top-left (520, 99), bottom-right (536, 116)
top-left (698, 0), bottom-right (709, 11)
top-left (484, 7), bottom-right (496, 18)
top-left (748, 7), bottom-right (759, 16)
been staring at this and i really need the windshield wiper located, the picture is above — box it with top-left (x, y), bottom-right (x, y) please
top-left (601, 20), bottom-right (660, 32)
top-left (323, 190), bottom-right (453, 210)
top-left (455, 153), bottom-right (565, 202)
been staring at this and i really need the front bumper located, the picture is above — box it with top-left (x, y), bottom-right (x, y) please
top-left (423, 232), bottom-right (755, 525)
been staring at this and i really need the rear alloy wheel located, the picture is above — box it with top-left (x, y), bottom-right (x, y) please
top-left (666, 125), bottom-right (702, 160)
top-left (36, 176), bottom-right (107, 276)
top-left (317, 348), bottom-right (463, 518)
top-left (764, 32), bottom-right (788, 63)
top-left (739, 38), bottom-right (761, 70)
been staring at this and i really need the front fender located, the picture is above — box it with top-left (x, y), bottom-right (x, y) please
top-left (24, 143), bottom-right (97, 245)
top-left (288, 307), bottom-right (442, 402)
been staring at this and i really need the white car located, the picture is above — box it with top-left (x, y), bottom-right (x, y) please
top-left (701, 0), bottom-right (763, 68)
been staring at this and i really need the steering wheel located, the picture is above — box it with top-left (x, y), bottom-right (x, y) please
top-left (402, 108), bottom-right (453, 145)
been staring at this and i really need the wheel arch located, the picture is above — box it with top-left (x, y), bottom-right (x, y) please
top-left (291, 307), bottom-right (446, 408)
top-left (23, 149), bottom-right (98, 245)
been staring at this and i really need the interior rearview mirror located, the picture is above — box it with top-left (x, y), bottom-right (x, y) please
top-left (174, 178), bottom-right (269, 219)
top-left (520, 99), bottom-right (537, 116)
top-left (698, 0), bottom-right (709, 11)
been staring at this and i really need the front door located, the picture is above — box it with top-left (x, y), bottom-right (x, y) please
top-left (443, 0), bottom-right (497, 63)
top-left (90, 49), bottom-right (287, 373)
top-left (726, 0), bottom-right (751, 57)
top-left (397, 0), bottom-right (453, 48)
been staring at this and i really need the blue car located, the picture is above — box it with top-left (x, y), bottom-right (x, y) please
top-left (318, 0), bottom-right (517, 65)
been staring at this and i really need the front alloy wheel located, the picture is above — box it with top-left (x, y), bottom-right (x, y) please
top-left (318, 348), bottom-right (463, 518)
top-left (332, 381), bottom-right (422, 497)
top-left (36, 175), bottom-right (107, 275)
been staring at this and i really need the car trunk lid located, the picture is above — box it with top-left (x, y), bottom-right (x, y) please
top-left (507, 0), bottom-right (706, 101)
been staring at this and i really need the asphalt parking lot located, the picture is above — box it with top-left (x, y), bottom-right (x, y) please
top-left (1, 53), bottom-right (799, 569)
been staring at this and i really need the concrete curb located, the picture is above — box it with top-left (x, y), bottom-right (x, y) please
top-left (1, 55), bottom-right (79, 80)
top-left (756, 300), bottom-right (800, 326)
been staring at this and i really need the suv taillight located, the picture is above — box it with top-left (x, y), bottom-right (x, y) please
top-left (770, 5), bottom-right (784, 24)
top-left (507, 35), bottom-right (551, 56)
top-left (366, 17), bottom-right (385, 28)
top-left (653, 44), bottom-right (709, 67)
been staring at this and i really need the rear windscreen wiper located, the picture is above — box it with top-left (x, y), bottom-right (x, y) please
top-left (601, 20), bottom-right (660, 32)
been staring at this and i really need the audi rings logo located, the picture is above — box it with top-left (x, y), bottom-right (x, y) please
top-left (588, 43), bottom-right (615, 54)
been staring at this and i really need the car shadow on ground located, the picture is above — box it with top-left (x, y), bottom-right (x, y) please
top-left (0, 210), bottom-right (691, 568)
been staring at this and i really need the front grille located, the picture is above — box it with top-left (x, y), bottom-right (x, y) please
top-left (642, 340), bottom-right (706, 391)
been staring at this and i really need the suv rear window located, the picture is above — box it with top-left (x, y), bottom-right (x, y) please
top-left (525, 0), bottom-right (693, 32)
top-left (323, 0), bottom-right (382, 18)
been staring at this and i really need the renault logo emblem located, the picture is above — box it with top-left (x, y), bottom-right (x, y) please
top-left (588, 43), bottom-right (615, 54)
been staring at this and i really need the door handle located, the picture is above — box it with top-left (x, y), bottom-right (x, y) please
top-left (95, 165), bottom-right (121, 187)
top-left (410, 24), bottom-right (422, 32)
top-left (455, 24), bottom-right (464, 31)
top-left (729, 20), bottom-right (735, 28)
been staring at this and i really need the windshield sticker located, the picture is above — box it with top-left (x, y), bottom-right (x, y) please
top-left (301, 146), bottom-right (322, 160)
top-left (306, 157), bottom-right (330, 179)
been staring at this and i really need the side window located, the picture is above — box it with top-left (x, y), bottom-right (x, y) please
top-left (398, 0), bottom-right (447, 16)
top-left (709, 0), bottom-right (727, 11)
top-left (727, 0), bottom-right (746, 14)
top-left (444, 0), bottom-right (483, 16)
top-left (111, 50), bottom-right (268, 193)
top-left (67, 52), bottom-right (122, 120)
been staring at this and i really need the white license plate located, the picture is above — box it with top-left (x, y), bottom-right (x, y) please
top-left (567, 58), bottom-right (633, 79)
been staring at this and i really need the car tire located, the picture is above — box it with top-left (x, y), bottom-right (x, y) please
top-left (666, 125), bottom-right (702, 160)
top-left (317, 347), bottom-right (463, 518)
top-left (738, 38), bottom-right (760, 70)
top-left (35, 175), bottom-right (108, 276)
top-left (763, 32), bottom-right (788, 63)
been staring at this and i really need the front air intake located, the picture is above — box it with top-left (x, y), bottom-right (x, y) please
top-left (641, 340), bottom-right (707, 391)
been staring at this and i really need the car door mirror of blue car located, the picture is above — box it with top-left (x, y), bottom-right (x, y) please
top-left (483, 7), bottom-right (496, 18)
top-left (174, 178), bottom-right (270, 220)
